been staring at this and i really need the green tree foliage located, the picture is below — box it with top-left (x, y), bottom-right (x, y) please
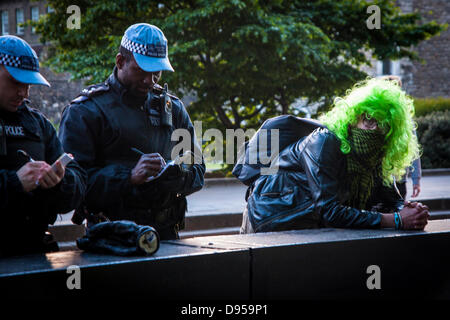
top-left (33, 0), bottom-right (445, 132)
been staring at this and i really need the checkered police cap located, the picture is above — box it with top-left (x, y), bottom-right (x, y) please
top-left (120, 23), bottom-right (174, 72)
top-left (121, 35), bottom-right (167, 58)
top-left (0, 35), bottom-right (49, 86)
top-left (0, 52), bottom-right (39, 72)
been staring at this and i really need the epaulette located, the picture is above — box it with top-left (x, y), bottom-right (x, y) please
top-left (21, 99), bottom-right (43, 115)
top-left (70, 82), bottom-right (110, 104)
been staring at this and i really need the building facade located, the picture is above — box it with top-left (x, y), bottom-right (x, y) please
top-left (400, 0), bottom-right (449, 98)
top-left (0, 0), bottom-right (47, 47)
top-left (354, 0), bottom-right (449, 98)
top-left (0, 0), bottom-right (83, 123)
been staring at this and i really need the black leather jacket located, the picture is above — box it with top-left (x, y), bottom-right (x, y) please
top-left (241, 125), bottom-right (403, 233)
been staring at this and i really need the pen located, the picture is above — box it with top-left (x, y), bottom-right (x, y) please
top-left (130, 147), bottom-right (167, 171)
top-left (131, 147), bottom-right (145, 156)
top-left (17, 149), bottom-right (39, 186)
top-left (17, 149), bottom-right (35, 162)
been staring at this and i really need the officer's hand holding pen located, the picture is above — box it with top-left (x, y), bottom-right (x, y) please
top-left (130, 148), bottom-right (166, 185)
top-left (16, 150), bottom-right (65, 192)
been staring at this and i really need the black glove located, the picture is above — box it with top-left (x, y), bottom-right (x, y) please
top-left (76, 220), bottom-right (160, 256)
top-left (158, 163), bottom-right (191, 193)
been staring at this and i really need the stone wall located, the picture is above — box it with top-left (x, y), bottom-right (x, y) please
top-left (28, 66), bottom-right (84, 125)
top-left (359, 0), bottom-right (449, 98)
top-left (405, 0), bottom-right (450, 98)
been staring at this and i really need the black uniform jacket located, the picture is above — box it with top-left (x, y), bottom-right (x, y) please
top-left (59, 70), bottom-right (205, 230)
top-left (0, 102), bottom-right (86, 254)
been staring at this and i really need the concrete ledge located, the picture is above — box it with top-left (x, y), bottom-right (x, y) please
top-left (184, 212), bottom-right (242, 231)
top-left (204, 177), bottom-right (243, 187)
top-left (429, 210), bottom-right (450, 220)
top-left (0, 241), bottom-right (250, 300)
top-left (180, 226), bottom-right (240, 239)
top-left (422, 168), bottom-right (450, 176)
top-left (2, 220), bottom-right (450, 299)
top-left (421, 197), bottom-right (450, 211)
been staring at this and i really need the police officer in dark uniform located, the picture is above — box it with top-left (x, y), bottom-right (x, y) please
top-left (0, 36), bottom-right (86, 256)
top-left (59, 24), bottom-right (205, 240)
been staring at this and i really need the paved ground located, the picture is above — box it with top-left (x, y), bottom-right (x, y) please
top-left (406, 175), bottom-right (450, 200)
top-left (54, 174), bottom-right (450, 224)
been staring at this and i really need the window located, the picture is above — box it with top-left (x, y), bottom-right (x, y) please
top-left (382, 59), bottom-right (391, 75)
top-left (16, 8), bottom-right (24, 35)
top-left (31, 6), bottom-right (39, 33)
top-left (1, 11), bottom-right (9, 35)
top-left (47, 6), bottom-right (54, 14)
top-left (376, 59), bottom-right (400, 77)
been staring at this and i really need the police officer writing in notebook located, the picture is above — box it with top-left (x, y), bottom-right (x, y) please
top-left (0, 36), bottom-right (86, 256)
top-left (59, 24), bottom-right (205, 240)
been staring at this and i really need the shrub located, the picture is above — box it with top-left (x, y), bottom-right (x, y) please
top-left (415, 110), bottom-right (450, 169)
top-left (413, 97), bottom-right (450, 117)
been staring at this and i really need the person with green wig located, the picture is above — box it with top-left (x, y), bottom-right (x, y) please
top-left (238, 78), bottom-right (429, 233)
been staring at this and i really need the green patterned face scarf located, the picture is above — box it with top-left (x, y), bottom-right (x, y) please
top-left (345, 128), bottom-right (385, 209)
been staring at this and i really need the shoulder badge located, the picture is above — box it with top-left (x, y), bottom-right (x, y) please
top-left (81, 82), bottom-right (110, 97)
top-left (71, 82), bottom-right (110, 104)
top-left (21, 99), bottom-right (42, 115)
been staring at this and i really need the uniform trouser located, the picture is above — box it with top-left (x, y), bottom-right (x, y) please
top-left (157, 226), bottom-right (179, 240)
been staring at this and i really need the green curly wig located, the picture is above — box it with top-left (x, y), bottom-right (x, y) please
top-left (319, 77), bottom-right (420, 185)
